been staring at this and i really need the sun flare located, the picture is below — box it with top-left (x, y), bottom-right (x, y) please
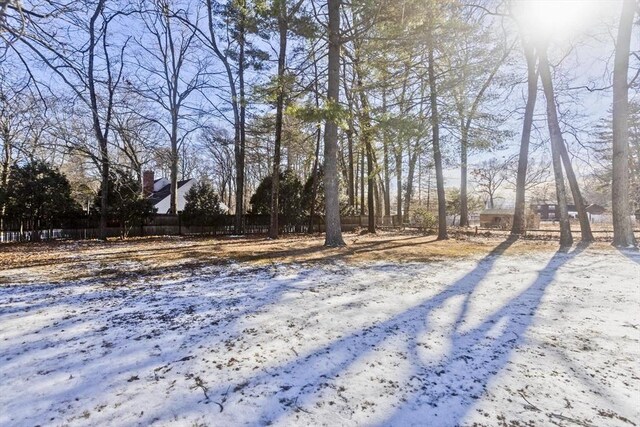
top-left (512, 0), bottom-right (614, 42)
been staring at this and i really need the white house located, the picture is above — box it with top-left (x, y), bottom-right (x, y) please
top-left (143, 171), bottom-right (195, 214)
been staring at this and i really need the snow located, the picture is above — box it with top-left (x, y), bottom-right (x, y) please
top-left (1, 244), bottom-right (639, 426)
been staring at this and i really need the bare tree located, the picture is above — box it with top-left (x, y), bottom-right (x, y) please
top-left (269, 0), bottom-right (306, 239)
top-left (511, 40), bottom-right (538, 236)
top-left (6, 1), bottom-right (132, 239)
top-left (472, 158), bottom-right (508, 209)
top-left (538, 46), bottom-right (593, 242)
top-left (538, 47), bottom-right (573, 246)
top-left (134, 0), bottom-right (204, 214)
top-left (612, 0), bottom-right (637, 247)
top-left (505, 156), bottom-right (551, 192)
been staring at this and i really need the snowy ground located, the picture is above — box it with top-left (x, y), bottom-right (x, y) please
top-left (1, 240), bottom-right (639, 426)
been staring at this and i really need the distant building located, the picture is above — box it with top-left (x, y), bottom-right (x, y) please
top-left (142, 170), bottom-right (195, 214)
top-left (480, 208), bottom-right (540, 229)
top-left (532, 203), bottom-right (608, 222)
top-left (532, 203), bottom-right (577, 220)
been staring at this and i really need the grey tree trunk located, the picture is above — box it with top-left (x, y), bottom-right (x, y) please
top-left (323, 0), bottom-right (345, 246)
top-left (1, 124), bottom-right (12, 232)
top-left (557, 136), bottom-right (593, 241)
top-left (539, 48), bottom-right (573, 247)
top-left (511, 42), bottom-right (538, 236)
top-left (460, 126), bottom-right (469, 227)
top-left (427, 37), bottom-right (447, 240)
top-left (612, 0), bottom-right (637, 247)
top-left (88, 0), bottom-right (109, 240)
top-left (269, 1), bottom-right (288, 239)
top-left (235, 10), bottom-right (247, 235)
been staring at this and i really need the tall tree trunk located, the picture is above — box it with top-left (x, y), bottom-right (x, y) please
top-left (539, 47), bottom-right (573, 247)
top-left (612, 0), bottom-right (637, 247)
top-left (88, 0), bottom-right (108, 240)
top-left (382, 90), bottom-right (391, 217)
top-left (323, 0), bottom-right (345, 246)
top-left (460, 125), bottom-right (469, 227)
top-left (367, 142), bottom-right (375, 232)
top-left (511, 41), bottom-right (538, 235)
top-left (234, 2), bottom-right (247, 235)
top-left (395, 151), bottom-right (402, 224)
top-left (1, 126), bottom-right (12, 232)
top-left (558, 137), bottom-right (593, 241)
top-left (346, 121), bottom-right (355, 208)
top-left (404, 145), bottom-right (419, 218)
top-left (354, 48), bottom-right (375, 233)
top-left (360, 147), bottom-right (365, 215)
top-left (269, 1), bottom-right (288, 239)
top-left (427, 38), bottom-right (447, 240)
top-left (308, 125), bottom-right (321, 233)
top-left (170, 115), bottom-right (179, 214)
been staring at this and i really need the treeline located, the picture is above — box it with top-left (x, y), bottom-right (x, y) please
top-left (0, 0), bottom-right (637, 247)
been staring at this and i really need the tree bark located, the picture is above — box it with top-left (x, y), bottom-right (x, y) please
top-left (269, 1), bottom-right (288, 239)
top-left (427, 36), bottom-right (447, 240)
top-left (539, 47), bottom-right (573, 247)
top-left (88, 0), bottom-right (109, 240)
top-left (557, 136), bottom-right (593, 241)
top-left (323, 0), bottom-right (345, 246)
top-left (234, 0), bottom-right (247, 235)
top-left (460, 125), bottom-right (469, 226)
top-left (511, 41), bottom-right (537, 236)
top-left (612, 0), bottom-right (637, 247)
top-left (382, 89), bottom-right (391, 217)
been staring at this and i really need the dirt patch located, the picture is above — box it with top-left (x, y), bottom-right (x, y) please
top-left (0, 231), bottom-right (607, 284)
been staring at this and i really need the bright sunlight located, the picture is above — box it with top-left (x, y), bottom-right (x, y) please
top-left (512, 0), bottom-right (615, 42)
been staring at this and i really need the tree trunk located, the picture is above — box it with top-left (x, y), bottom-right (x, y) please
top-left (539, 47), bottom-right (573, 247)
top-left (395, 151), bottom-right (402, 225)
top-left (354, 48), bottom-right (375, 233)
top-left (427, 38), bottom-right (447, 240)
top-left (612, 0), bottom-right (637, 247)
top-left (269, 3), bottom-right (288, 239)
top-left (382, 90), bottom-right (391, 217)
top-left (511, 41), bottom-right (538, 236)
top-left (1, 125), bottom-right (12, 233)
top-left (170, 121), bottom-right (178, 214)
top-left (346, 120), bottom-right (355, 209)
top-left (557, 137), bottom-right (593, 241)
top-left (404, 146), bottom-right (419, 218)
top-left (360, 146), bottom-right (365, 215)
top-left (366, 141), bottom-right (375, 233)
top-left (234, 2), bottom-right (247, 235)
top-left (308, 125), bottom-right (321, 234)
top-left (460, 125), bottom-right (469, 227)
top-left (323, 0), bottom-right (345, 246)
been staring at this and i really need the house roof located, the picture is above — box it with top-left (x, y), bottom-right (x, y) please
top-left (149, 179), bottom-right (192, 206)
top-left (585, 204), bottom-right (606, 214)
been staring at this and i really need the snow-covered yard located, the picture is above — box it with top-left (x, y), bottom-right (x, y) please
top-left (1, 238), bottom-right (639, 426)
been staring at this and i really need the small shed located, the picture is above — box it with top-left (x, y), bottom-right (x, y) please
top-left (480, 208), bottom-right (540, 229)
top-left (480, 209), bottom-right (514, 229)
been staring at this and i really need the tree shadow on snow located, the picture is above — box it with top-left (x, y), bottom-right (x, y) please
top-left (0, 238), bottom-right (593, 426)
top-left (180, 239), bottom-right (590, 426)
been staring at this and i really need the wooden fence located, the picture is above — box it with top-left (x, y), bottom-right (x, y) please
top-left (0, 214), bottom-right (375, 243)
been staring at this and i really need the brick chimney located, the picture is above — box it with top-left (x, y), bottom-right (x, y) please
top-left (143, 170), bottom-right (154, 197)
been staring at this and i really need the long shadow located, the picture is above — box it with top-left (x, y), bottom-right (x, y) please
top-left (1, 238), bottom-right (596, 426)
top-left (135, 238), bottom-right (520, 425)
top-left (617, 247), bottom-right (640, 265)
top-left (382, 242), bottom-right (590, 425)
top-left (0, 262), bottom-right (306, 425)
